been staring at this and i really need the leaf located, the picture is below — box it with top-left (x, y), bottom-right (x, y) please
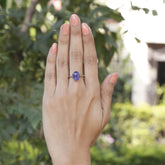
top-left (105, 35), bottom-right (117, 48)
top-left (94, 32), bottom-right (105, 62)
top-left (143, 8), bottom-right (149, 14)
top-left (152, 10), bottom-right (158, 16)
top-left (98, 66), bottom-right (108, 83)
top-left (27, 108), bottom-right (41, 129)
top-left (135, 37), bottom-right (141, 43)
top-left (103, 46), bottom-right (114, 66)
top-left (51, 19), bottom-right (64, 32)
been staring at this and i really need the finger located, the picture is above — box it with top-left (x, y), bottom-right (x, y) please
top-left (44, 43), bottom-right (57, 96)
top-left (69, 14), bottom-right (83, 83)
top-left (56, 23), bottom-right (70, 88)
top-left (82, 23), bottom-right (99, 86)
top-left (100, 73), bottom-right (118, 127)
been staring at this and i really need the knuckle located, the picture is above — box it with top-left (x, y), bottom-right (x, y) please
top-left (102, 86), bottom-right (114, 97)
top-left (55, 88), bottom-right (67, 100)
top-left (108, 84), bottom-right (114, 95)
top-left (83, 34), bottom-right (93, 43)
top-left (47, 55), bottom-right (55, 64)
top-left (88, 88), bottom-right (97, 98)
top-left (57, 57), bottom-right (68, 67)
top-left (54, 93), bottom-right (66, 104)
top-left (85, 55), bottom-right (97, 65)
top-left (59, 36), bottom-right (69, 45)
top-left (69, 85), bottom-right (83, 98)
top-left (45, 72), bottom-right (55, 81)
top-left (70, 50), bottom-right (83, 62)
top-left (72, 26), bottom-right (81, 36)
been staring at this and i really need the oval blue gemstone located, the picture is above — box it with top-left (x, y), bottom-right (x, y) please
top-left (72, 71), bottom-right (80, 81)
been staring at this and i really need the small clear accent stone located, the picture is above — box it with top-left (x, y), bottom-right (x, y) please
top-left (72, 71), bottom-right (80, 81)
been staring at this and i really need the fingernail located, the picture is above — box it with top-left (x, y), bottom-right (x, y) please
top-left (109, 73), bottom-right (118, 84)
top-left (70, 14), bottom-right (79, 26)
top-left (82, 23), bottom-right (90, 35)
top-left (61, 23), bottom-right (69, 35)
top-left (50, 43), bottom-right (57, 55)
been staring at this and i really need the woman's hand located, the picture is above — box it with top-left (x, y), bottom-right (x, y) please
top-left (42, 14), bottom-right (118, 165)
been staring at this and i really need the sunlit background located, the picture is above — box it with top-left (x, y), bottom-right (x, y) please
top-left (0, 0), bottom-right (165, 164)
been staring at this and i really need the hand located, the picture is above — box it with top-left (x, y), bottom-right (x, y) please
top-left (42, 14), bottom-right (118, 165)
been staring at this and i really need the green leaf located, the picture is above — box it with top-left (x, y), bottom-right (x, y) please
top-left (135, 37), bottom-right (141, 43)
top-left (98, 66), bottom-right (108, 83)
top-left (152, 10), bottom-right (158, 16)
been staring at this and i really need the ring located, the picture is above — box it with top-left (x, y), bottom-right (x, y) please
top-left (68, 71), bottom-right (85, 81)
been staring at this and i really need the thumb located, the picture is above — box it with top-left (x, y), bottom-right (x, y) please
top-left (100, 73), bottom-right (118, 127)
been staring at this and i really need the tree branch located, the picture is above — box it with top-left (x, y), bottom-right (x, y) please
top-left (21, 0), bottom-right (39, 32)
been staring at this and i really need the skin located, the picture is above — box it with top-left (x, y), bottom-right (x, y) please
top-left (42, 14), bottom-right (118, 165)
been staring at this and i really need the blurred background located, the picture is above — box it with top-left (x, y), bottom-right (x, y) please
top-left (0, 0), bottom-right (165, 164)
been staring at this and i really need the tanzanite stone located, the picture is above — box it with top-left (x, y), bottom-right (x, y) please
top-left (72, 71), bottom-right (80, 81)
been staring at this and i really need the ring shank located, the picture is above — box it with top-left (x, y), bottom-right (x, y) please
top-left (68, 75), bottom-right (85, 78)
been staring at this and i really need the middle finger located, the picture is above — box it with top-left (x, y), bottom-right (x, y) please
top-left (69, 14), bottom-right (83, 83)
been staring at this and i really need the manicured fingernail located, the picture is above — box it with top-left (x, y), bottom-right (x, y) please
top-left (109, 73), bottom-right (118, 84)
top-left (82, 23), bottom-right (90, 35)
top-left (70, 14), bottom-right (79, 26)
top-left (61, 23), bottom-right (69, 35)
top-left (50, 43), bottom-right (57, 55)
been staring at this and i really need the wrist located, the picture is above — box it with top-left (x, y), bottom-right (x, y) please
top-left (52, 148), bottom-right (91, 165)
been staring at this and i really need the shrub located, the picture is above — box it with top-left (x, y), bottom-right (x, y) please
top-left (91, 103), bottom-right (165, 165)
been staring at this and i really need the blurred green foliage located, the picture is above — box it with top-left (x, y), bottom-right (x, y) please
top-left (91, 103), bottom-right (165, 165)
top-left (156, 84), bottom-right (165, 104)
top-left (0, 0), bottom-right (164, 164)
